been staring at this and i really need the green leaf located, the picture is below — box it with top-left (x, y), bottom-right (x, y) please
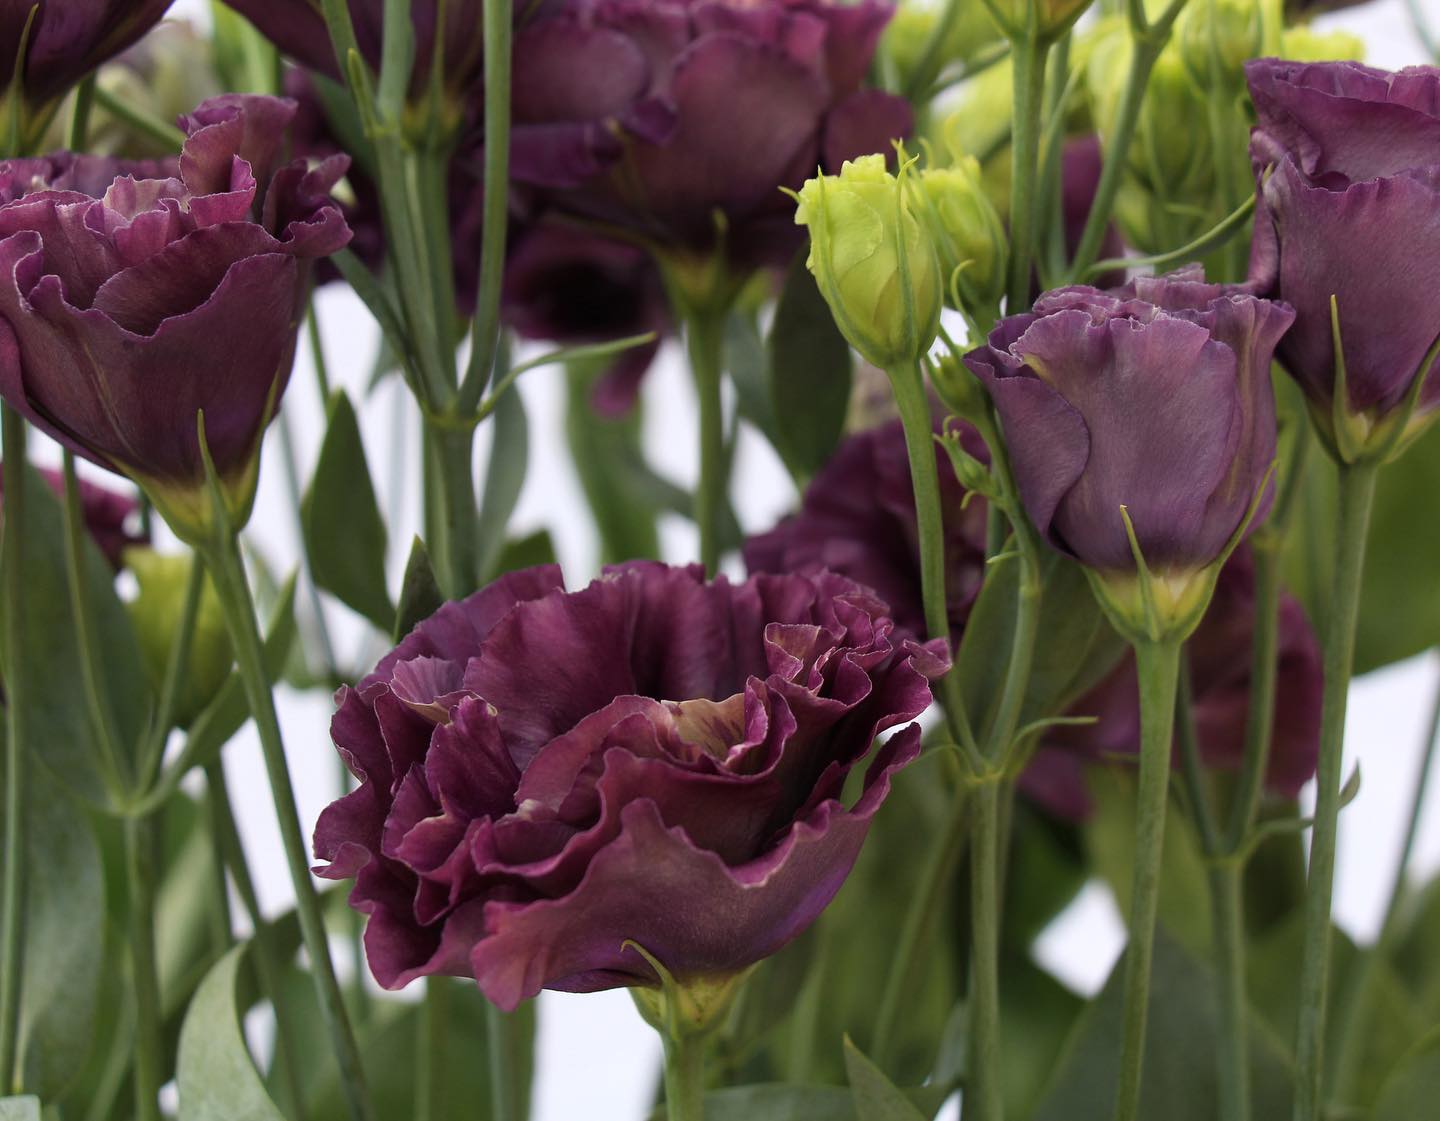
top-left (652, 1083), bottom-right (946, 1121)
top-left (0, 1098), bottom-right (40, 1121)
top-left (1372, 1027), bottom-right (1440, 1121)
top-left (477, 383), bottom-right (529, 581)
top-left (302, 390), bottom-right (393, 630)
top-left (177, 945), bottom-right (285, 1121)
top-left (844, 1037), bottom-right (927, 1121)
top-left (1032, 931), bottom-right (1293, 1120)
top-left (13, 767), bottom-right (104, 1101)
top-left (3, 463), bottom-right (150, 804)
top-left (767, 255), bottom-right (853, 480)
top-left (493, 529), bottom-right (557, 576)
top-left (725, 312), bottom-right (781, 452)
top-left (998, 952), bottom-right (1085, 1117)
top-left (393, 535), bottom-right (445, 641)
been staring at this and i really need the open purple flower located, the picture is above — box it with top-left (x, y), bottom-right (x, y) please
top-left (743, 417), bottom-right (988, 646)
top-left (0, 95), bottom-right (351, 539)
top-left (1021, 548), bottom-right (1322, 821)
top-left (964, 268), bottom-right (1292, 576)
top-left (1, 1), bottom-right (173, 121)
top-left (315, 562), bottom-right (945, 1010)
top-left (1247, 60), bottom-right (1440, 448)
top-left (510, 0), bottom-right (913, 273)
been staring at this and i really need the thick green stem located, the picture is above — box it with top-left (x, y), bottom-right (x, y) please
top-left (124, 817), bottom-right (164, 1121)
top-left (417, 980), bottom-right (448, 1121)
top-left (1004, 31), bottom-right (1049, 312)
top-left (872, 781), bottom-right (971, 1069)
top-left (1291, 461), bottom-right (1377, 1121)
top-left (662, 1032), bottom-right (706, 1121)
top-left (969, 779), bottom-right (1005, 1121)
top-left (487, 1004), bottom-right (523, 1121)
top-left (428, 422), bottom-right (481, 596)
top-left (687, 308), bottom-right (727, 577)
top-left (202, 532), bottom-right (374, 1121)
top-left (204, 761), bottom-right (308, 1120)
top-left (1113, 638), bottom-right (1182, 1121)
top-left (1209, 859), bottom-right (1250, 1121)
top-left (1224, 543), bottom-right (1283, 850)
top-left (0, 407), bottom-right (26, 1091)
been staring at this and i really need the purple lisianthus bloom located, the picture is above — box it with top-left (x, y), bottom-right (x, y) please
top-left (1247, 60), bottom-right (1440, 438)
top-left (1, 1), bottom-right (173, 118)
top-left (0, 95), bottom-right (351, 538)
top-left (509, 0), bottom-right (914, 273)
top-left (315, 562), bottom-right (946, 1010)
top-left (964, 268), bottom-right (1293, 574)
top-left (0, 464), bottom-right (146, 570)
top-left (1021, 548), bottom-right (1322, 821)
top-left (743, 417), bottom-right (988, 646)
top-left (502, 222), bottom-right (670, 416)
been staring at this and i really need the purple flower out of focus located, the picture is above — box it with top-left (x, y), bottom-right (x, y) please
top-left (315, 562), bottom-right (946, 1010)
top-left (510, 0), bottom-right (914, 274)
top-left (1022, 548), bottom-right (1323, 821)
top-left (1247, 59), bottom-right (1440, 437)
top-left (1, 1), bottom-right (174, 114)
top-left (965, 267), bottom-right (1293, 574)
top-left (743, 416), bottom-right (988, 646)
top-left (0, 464), bottom-right (146, 571)
top-left (0, 95), bottom-right (351, 535)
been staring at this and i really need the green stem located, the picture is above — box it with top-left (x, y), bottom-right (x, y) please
top-left (1113, 638), bottom-right (1182, 1121)
top-left (872, 781), bottom-right (971, 1069)
top-left (1004, 30), bottom-right (1049, 312)
top-left (90, 84), bottom-right (186, 150)
top-left (1209, 859), bottom-right (1250, 1121)
top-left (487, 1004), bottom-right (522, 1121)
top-left (661, 1032), bottom-right (706, 1121)
top-left (902, 0), bottom-right (965, 101)
top-left (308, 302), bottom-right (333, 402)
top-left (0, 407), bottom-right (27, 1092)
top-left (1223, 542), bottom-right (1283, 851)
top-left (124, 817), bottom-right (164, 1121)
top-left (138, 555), bottom-right (205, 791)
top-left (969, 779), bottom-right (1005, 1121)
top-left (417, 979), bottom-right (447, 1121)
top-left (687, 308), bottom-right (728, 577)
top-left (201, 531), bottom-right (375, 1121)
top-left (204, 762), bottom-right (308, 1119)
top-left (428, 421), bottom-right (481, 596)
top-left (887, 361), bottom-right (980, 760)
top-left (459, 0), bottom-right (513, 411)
top-left (1291, 461), bottom-right (1377, 1121)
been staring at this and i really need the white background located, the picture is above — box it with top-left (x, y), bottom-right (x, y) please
top-left (63, 0), bottom-right (1440, 1116)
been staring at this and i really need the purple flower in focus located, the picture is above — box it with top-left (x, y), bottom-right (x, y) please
top-left (1021, 549), bottom-right (1322, 821)
top-left (509, 0), bottom-right (914, 273)
top-left (743, 417), bottom-right (988, 646)
top-left (315, 562), bottom-right (946, 1009)
top-left (502, 223), bottom-right (670, 416)
top-left (964, 267), bottom-right (1292, 575)
top-left (0, 464), bottom-right (146, 570)
top-left (1, 1), bottom-right (174, 116)
top-left (1247, 60), bottom-right (1440, 445)
top-left (0, 95), bottom-right (351, 537)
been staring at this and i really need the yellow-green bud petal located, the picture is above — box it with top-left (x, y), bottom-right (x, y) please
top-left (914, 159), bottom-right (1007, 320)
top-left (794, 155), bottom-right (942, 371)
top-left (985, 0), bottom-right (1096, 39)
top-left (1177, 0), bottom-right (1265, 89)
top-left (1280, 26), bottom-right (1366, 63)
top-left (126, 549), bottom-right (232, 727)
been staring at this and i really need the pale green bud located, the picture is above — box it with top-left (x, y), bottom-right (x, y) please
top-left (913, 159), bottom-right (1007, 320)
top-left (794, 156), bottom-right (942, 371)
top-left (985, 0), bottom-right (1096, 39)
top-left (883, 0), bottom-right (1003, 83)
top-left (1280, 26), bottom-right (1365, 63)
top-left (1178, 0), bottom-right (1265, 90)
top-left (126, 549), bottom-right (232, 728)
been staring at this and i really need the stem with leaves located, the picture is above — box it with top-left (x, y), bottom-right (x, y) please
top-left (1292, 461), bottom-right (1379, 1121)
top-left (1113, 638), bottom-right (1183, 1121)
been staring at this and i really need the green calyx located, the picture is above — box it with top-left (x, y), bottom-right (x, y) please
top-left (624, 941), bottom-right (755, 1043)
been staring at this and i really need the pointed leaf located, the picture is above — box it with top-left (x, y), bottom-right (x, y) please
top-left (301, 390), bottom-right (393, 629)
top-left (493, 529), bottom-right (557, 576)
top-left (1373, 1026), bottom-right (1440, 1121)
top-left (477, 382), bottom-right (529, 581)
top-left (844, 1037), bottom-right (928, 1121)
top-left (394, 536), bottom-right (445, 641)
top-left (177, 945), bottom-right (285, 1121)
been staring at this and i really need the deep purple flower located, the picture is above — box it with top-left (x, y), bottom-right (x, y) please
top-left (1, 1), bottom-right (174, 117)
top-left (0, 464), bottom-right (146, 570)
top-left (0, 95), bottom-right (351, 537)
top-left (502, 222), bottom-right (669, 416)
top-left (1247, 60), bottom-right (1440, 439)
top-left (743, 417), bottom-right (988, 646)
top-left (964, 268), bottom-right (1293, 574)
top-left (1021, 549), bottom-right (1322, 821)
top-left (314, 562), bottom-right (945, 1010)
top-left (509, 0), bottom-right (913, 273)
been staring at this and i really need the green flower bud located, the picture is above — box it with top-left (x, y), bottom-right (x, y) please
top-left (1279, 26), bottom-right (1365, 63)
top-left (913, 158), bottom-right (1007, 321)
top-left (126, 549), bottom-right (232, 727)
top-left (883, 0), bottom-right (1003, 84)
top-left (985, 0), bottom-right (1096, 40)
top-left (1177, 0), bottom-right (1265, 90)
top-left (794, 155), bottom-right (942, 371)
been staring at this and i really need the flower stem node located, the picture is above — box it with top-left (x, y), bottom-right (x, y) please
top-left (624, 941), bottom-right (755, 1043)
top-left (794, 154), bottom-right (942, 372)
